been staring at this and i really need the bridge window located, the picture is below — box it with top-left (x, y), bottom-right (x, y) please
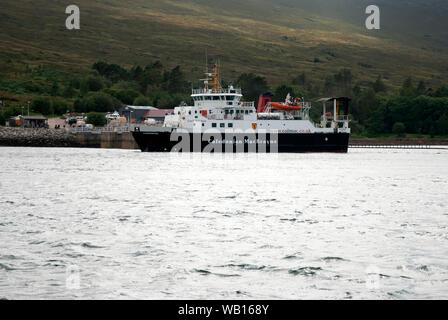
top-left (220, 123), bottom-right (225, 128)
top-left (226, 96), bottom-right (235, 101)
top-left (213, 96), bottom-right (220, 100)
top-left (212, 123), bottom-right (217, 128)
top-left (228, 123), bottom-right (233, 128)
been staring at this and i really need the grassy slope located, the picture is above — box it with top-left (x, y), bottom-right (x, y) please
top-left (1, 0), bottom-right (448, 89)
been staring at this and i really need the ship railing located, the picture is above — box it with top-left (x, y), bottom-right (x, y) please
top-left (321, 115), bottom-right (349, 122)
top-left (191, 88), bottom-right (242, 95)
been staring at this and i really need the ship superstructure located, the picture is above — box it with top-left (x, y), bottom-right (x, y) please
top-left (132, 64), bottom-right (351, 152)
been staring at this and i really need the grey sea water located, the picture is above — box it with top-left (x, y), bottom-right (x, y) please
top-left (0, 147), bottom-right (447, 299)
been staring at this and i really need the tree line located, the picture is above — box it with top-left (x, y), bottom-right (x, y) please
top-left (1, 61), bottom-right (447, 137)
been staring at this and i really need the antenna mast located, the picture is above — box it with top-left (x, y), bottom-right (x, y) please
top-left (202, 48), bottom-right (211, 92)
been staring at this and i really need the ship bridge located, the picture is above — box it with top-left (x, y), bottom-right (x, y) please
top-left (191, 87), bottom-right (244, 108)
top-left (190, 64), bottom-right (247, 109)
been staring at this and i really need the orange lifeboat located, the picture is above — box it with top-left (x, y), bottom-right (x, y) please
top-left (270, 102), bottom-right (302, 111)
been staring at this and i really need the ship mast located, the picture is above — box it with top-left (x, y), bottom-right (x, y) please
top-left (201, 50), bottom-right (212, 93)
top-left (211, 64), bottom-right (221, 93)
top-left (201, 63), bottom-right (221, 93)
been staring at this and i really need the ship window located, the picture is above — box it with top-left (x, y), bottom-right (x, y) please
top-left (245, 110), bottom-right (248, 114)
top-left (188, 111), bottom-right (191, 115)
top-left (230, 110), bottom-right (234, 114)
top-left (213, 96), bottom-right (219, 100)
top-left (226, 96), bottom-right (235, 101)
top-left (228, 123), bottom-right (233, 128)
top-left (220, 123), bottom-right (225, 128)
top-left (205, 96), bottom-right (211, 100)
top-left (195, 110), bottom-right (197, 113)
top-left (202, 123), bottom-right (205, 126)
top-left (227, 102), bottom-right (233, 105)
top-left (178, 111), bottom-right (180, 115)
top-left (212, 123), bottom-right (217, 128)
top-left (221, 96), bottom-right (225, 100)
top-left (195, 116), bottom-right (198, 119)
top-left (236, 110), bottom-right (239, 113)
top-left (225, 110), bottom-right (229, 115)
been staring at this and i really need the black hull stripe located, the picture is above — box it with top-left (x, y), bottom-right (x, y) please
top-left (132, 132), bottom-right (350, 153)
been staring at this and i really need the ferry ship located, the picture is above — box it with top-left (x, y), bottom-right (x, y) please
top-left (132, 64), bottom-right (350, 153)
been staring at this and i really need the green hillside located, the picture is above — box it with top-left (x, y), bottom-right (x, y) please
top-left (1, 0), bottom-right (448, 88)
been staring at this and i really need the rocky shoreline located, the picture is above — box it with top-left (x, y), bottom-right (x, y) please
top-left (0, 127), bottom-right (137, 149)
top-left (0, 127), bottom-right (82, 147)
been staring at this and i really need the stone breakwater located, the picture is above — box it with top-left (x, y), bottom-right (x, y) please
top-left (0, 127), bottom-right (138, 149)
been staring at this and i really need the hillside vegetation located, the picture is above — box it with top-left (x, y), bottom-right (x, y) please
top-left (1, 0), bottom-right (448, 87)
top-left (1, 0), bottom-right (448, 137)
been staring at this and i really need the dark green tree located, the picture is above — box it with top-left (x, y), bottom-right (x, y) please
top-left (163, 66), bottom-right (188, 94)
top-left (392, 122), bottom-right (406, 137)
top-left (235, 73), bottom-right (269, 103)
top-left (51, 98), bottom-right (70, 115)
top-left (273, 85), bottom-right (295, 102)
top-left (433, 86), bottom-right (448, 97)
top-left (400, 77), bottom-right (417, 97)
top-left (75, 92), bottom-right (121, 113)
top-left (372, 75), bottom-right (387, 93)
top-left (93, 62), bottom-right (128, 83)
top-left (86, 112), bottom-right (107, 127)
top-left (32, 97), bottom-right (53, 115)
top-left (133, 96), bottom-right (153, 106)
